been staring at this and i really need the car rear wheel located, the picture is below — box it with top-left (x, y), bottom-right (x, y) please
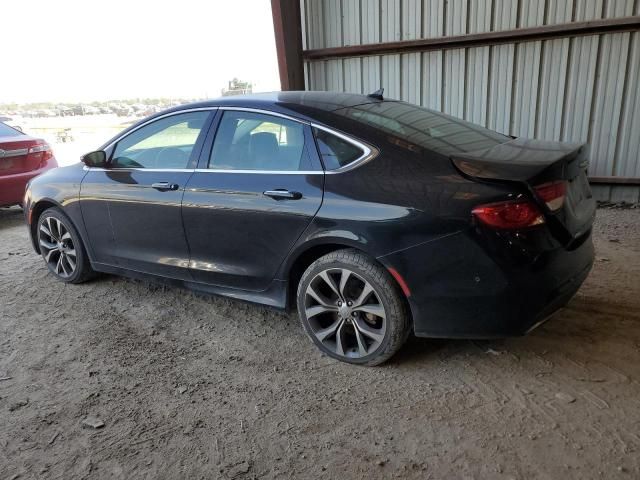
top-left (297, 249), bottom-right (410, 366)
top-left (37, 207), bottom-right (94, 283)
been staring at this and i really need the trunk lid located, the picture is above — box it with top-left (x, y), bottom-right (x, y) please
top-left (0, 136), bottom-right (48, 176)
top-left (451, 137), bottom-right (596, 243)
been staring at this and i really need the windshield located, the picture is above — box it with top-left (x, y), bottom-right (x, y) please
top-left (335, 102), bottom-right (510, 155)
top-left (0, 122), bottom-right (22, 137)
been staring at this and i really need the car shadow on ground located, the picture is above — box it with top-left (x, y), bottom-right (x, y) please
top-left (388, 288), bottom-right (639, 368)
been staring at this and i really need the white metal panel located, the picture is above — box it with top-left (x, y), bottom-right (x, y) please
top-left (342, 0), bottom-right (361, 46)
top-left (301, 0), bottom-right (640, 202)
top-left (323, 0), bottom-right (342, 48)
top-left (545, 0), bottom-right (574, 26)
top-left (615, 32), bottom-right (640, 178)
top-left (421, 0), bottom-right (444, 109)
top-left (422, 52), bottom-right (442, 110)
top-left (536, 1), bottom-right (573, 140)
top-left (362, 56), bottom-right (382, 95)
top-left (468, 0), bottom-right (491, 34)
top-left (443, 0), bottom-right (466, 117)
top-left (402, 0), bottom-right (421, 40)
top-left (361, 0), bottom-right (381, 43)
top-left (401, 0), bottom-right (422, 103)
top-left (307, 61), bottom-right (326, 90)
top-left (445, 0), bottom-right (467, 35)
top-left (381, 0), bottom-right (402, 98)
top-left (444, 49), bottom-right (465, 116)
top-left (402, 53), bottom-right (421, 103)
top-left (511, 42), bottom-right (541, 137)
top-left (511, 0), bottom-right (545, 137)
top-left (562, 36), bottom-right (599, 142)
top-left (588, 0), bottom-right (634, 176)
top-left (341, 0), bottom-right (362, 93)
top-left (589, 32), bottom-right (631, 175)
top-left (606, 0), bottom-right (634, 18)
top-left (382, 56), bottom-right (402, 99)
top-left (536, 38), bottom-right (570, 140)
top-left (304, 0), bottom-right (324, 50)
top-left (518, 0), bottom-right (546, 27)
top-left (423, 0), bottom-right (444, 38)
top-left (381, 0), bottom-right (401, 41)
top-left (562, 0), bottom-right (603, 142)
top-left (360, 0), bottom-right (382, 94)
top-left (300, 0), bottom-right (308, 50)
top-left (465, 46), bottom-right (489, 125)
top-left (325, 59), bottom-right (344, 91)
top-left (573, 0), bottom-right (603, 21)
top-left (487, 44), bottom-right (514, 134)
top-left (343, 58), bottom-right (362, 93)
top-left (487, 0), bottom-right (517, 134)
top-left (464, 0), bottom-right (491, 124)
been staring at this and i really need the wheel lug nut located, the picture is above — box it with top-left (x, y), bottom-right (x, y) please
top-left (347, 301), bottom-right (352, 306)
top-left (352, 312), bottom-right (357, 316)
top-left (338, 301), bottom-right (342, 306)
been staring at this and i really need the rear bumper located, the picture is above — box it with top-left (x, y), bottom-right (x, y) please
top-left (0, 162), bottom-right (56, 207)
top-left (379, 228), bottom-right (594, 338)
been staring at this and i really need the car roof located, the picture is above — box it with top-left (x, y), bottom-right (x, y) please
top-left (169, 91), bottom-right (383, 123)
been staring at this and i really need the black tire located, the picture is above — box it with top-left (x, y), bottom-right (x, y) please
top-left (297, 249), bottom-right (410, 366)
top-left (36, 207), bottom-right (94, 284)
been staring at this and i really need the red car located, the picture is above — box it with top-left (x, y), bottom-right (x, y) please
top-left (0, 122), bottom-right (58, 207)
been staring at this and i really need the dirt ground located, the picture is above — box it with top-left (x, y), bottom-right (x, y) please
top-left (1, 206), bottom-right (639, 479)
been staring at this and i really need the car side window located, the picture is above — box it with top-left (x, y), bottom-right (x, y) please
top-left (313, 127), bottom-right (364, 170)
top-left (111, 111), bottom-right (209, 169)
top-left (209, 111), bottom-right (307, 171)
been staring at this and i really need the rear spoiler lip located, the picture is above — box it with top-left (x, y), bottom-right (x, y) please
top-left (450, 137), bottom-right (587, 183)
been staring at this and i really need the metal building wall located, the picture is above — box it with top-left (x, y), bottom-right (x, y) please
top-left (301, 0), bottom-right (640, 202)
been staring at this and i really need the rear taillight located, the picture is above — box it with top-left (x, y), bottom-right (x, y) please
top-left (534, 180), bottom-right (567, 211)
top-left (27, 142), bottom-right (53, 165)
top-left (472, 199), bottom-right (544, 230)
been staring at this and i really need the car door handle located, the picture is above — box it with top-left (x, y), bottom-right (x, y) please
top-left (151, 182), bottom-right (179, 191)
top-left (263, 189), bottom-right (302, 200)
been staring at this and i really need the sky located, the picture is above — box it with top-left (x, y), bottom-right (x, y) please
top-left (1, 0), bottom-right (280, 103)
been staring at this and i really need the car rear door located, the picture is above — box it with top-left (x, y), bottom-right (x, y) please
top-left (79, 110), bottom-right (213, 278)
top-left (182, 108), bottom-right (324, 291)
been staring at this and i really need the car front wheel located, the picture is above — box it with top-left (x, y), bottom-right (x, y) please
top-left (37, 207), bottom-right (94, 283)
top-left (297, 249), bottom-right (410, 366)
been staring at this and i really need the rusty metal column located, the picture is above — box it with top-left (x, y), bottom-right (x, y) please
top-left (271, 0), bottom-right (305, 91)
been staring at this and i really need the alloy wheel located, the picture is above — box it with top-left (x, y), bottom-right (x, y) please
top-left (39, 216), bottom-right (77, 279)
top-left (304, 268), bottom-right (387, 359)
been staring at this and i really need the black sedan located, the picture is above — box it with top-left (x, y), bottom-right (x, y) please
top-left (24, 92), bottom-right (596, 365)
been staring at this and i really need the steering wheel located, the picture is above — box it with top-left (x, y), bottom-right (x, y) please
top-left (153, 147), bottom-right (189, 168)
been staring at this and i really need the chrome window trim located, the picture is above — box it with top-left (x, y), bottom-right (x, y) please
top-left (215, 107), bottom-right (378, 174)
top-left (83, 166), bottom-right (194, 173)
top-left (311, 123), bottom-right (379, 174)
top-left (102, 107), bottom-right (218, 151)
top-left (219, 106), bottom-right (311, 125)
top-left (83, 166), bottom-right (322, 175)
top-left (194, 169), bottom-right (323, 175)
top-left (84, 105), bottom-right (378, 175)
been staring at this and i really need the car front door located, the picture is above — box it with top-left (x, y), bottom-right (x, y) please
top-left (80, 110), bottom-right (213, 279)
top-left (182, 109), bottom-right (324, 291)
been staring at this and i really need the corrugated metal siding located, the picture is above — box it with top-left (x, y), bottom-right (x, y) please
top-left (301, 0), bottom-right (640, 202)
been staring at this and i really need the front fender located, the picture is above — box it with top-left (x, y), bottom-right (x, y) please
top-left (25, 164), bottom-right (88, 256)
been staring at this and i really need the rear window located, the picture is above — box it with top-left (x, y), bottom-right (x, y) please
top-left (0, 122), bottom-right (22, 137)
top-left (336, 102), bottom-right (510, 155)
top-left (313, 128), bottom-right (364, 170)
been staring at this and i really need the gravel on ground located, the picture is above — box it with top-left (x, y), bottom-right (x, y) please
top-left (1, 206), bottom-right (639, 479)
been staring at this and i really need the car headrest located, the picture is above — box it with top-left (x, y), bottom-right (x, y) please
top-left (249, 132), bottom-right (279, 160)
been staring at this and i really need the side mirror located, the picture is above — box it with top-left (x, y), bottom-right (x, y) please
top-left (81, 150), bottom-right (107, 167)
